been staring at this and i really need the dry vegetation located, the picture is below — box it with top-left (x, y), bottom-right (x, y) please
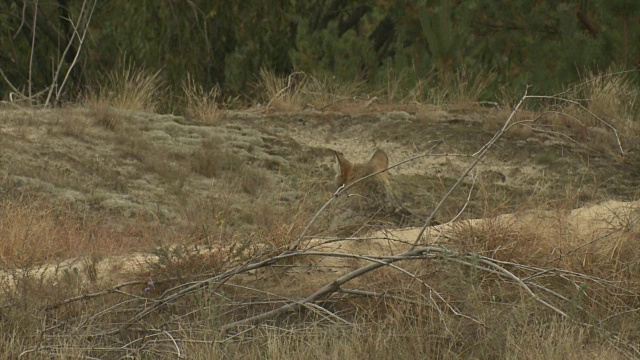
top-left (1, 68), bottom-right (640, 358)
top-left (182, 74), bottom-right (225, 124)
top-left (83, 61), bottom-right (163, 113)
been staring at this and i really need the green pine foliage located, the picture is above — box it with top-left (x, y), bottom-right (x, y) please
top-left (0, 0), bottom-right (638, 105)
top-left (291, 19), bottom-right (378, 82)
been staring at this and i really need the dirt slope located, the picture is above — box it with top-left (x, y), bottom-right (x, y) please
top-left (1, 105), bottom-right (639, 283)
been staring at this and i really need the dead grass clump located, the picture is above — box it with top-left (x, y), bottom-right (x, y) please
top-left (148, 243), bottom-right (231, 284)
top-left (378, 66), bottom-right (411, 103)
top-left (89, 101), bottom-right (123, 131)
top-left (190, 148), bottom-right (220, 178)
top-left (0, 200), bottom-right (79, 267)
top-left (176, 293), bottom-right (630, 359)
top-left (84, 62), bottom-right (162, 113)
top-left (236, 166), bottom-right (271, 195)
top-left (444, 66), bottom-right (496, 106)
top-left (182, 74), bottom-right (224, 123)
top-left (174, 193), bottom-right (239, 246)
top-left (481, 71), bottom-right (637, 154)
top-left (450, 202), bottom-right (640, 288)
top-left (258, 68), bottom-right (306, 111)
top-left (580, 70), bottom-right (639, 126)
top-left (257, 69), bottom-right (366, 112)
top-left (303, 75), bottom-right (365, 111)
top-left (174, 297), bottom-right (464, 359)
top-left (142, 150), bottom-right (190, 186)
top-left (112, 130), bottom-right (190, 185)
top-left (453, 217), bottom-right (541, 262)
top-left (114, 130), bottom-right (152, 161)
top-left (251, 202), bottom-right (311, 247)
top-left (0, 196), bottom-right (181, 269)
top-left (60, 111), bottom-right (92, 138)
top-left (536, 70), bottom-right (640, 154)
top-left (502, 314), bottom-right (624, 359)
top-left (410, 66), bottom-right (495, 107)
top-left (191, 138), bottom-right (242, 178)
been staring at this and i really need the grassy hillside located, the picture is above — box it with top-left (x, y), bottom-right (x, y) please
top-left (1, 71), bottom-right (640, 358)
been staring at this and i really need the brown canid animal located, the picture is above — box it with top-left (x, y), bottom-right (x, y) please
top-left (333, 149), bottom-right (413, 228)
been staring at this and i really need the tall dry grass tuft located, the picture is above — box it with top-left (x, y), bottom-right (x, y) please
top-left (451, 204), bottom-right (640, 285)
top-left (0, 198), bottom-right (178, 269)
top-left (84, 62), bottom-right (163, 112)
top-left (0, 201), bottom-right (61, 268)
top-left (258, 68), bottom-right (307, 111)
top-left (182, 74), bottom-right (224, 123)
top-left (257, 69), bottom-right (365, 112)
top-left (578, 70), bottom-right (639, 124)
top-left (379, 66), bottom-right (409, 102)
top-left (482, 70), bottom-right (639, 155)
top-left (303, 74), bottom-right (364, 110)
top-left (176, 293), bottom-right (630, 359)
top-left (443, 66), bottom-right (496, 105)
top-left (559, 70), bottom-right (640, 151)
top-left (408, 66), bottom-right (495, 106)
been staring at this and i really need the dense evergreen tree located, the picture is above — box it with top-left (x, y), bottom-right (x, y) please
top-left (0, 0), bottom-right (638, 104)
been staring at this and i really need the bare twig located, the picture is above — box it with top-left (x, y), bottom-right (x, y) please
top-left (27, 0), bottom-right (38, 100)
top-left (44, 0), bottom-right (98, 106)
top-left (412, 86), bottom-right (530, 249)
top-left (526, 95), bottom-right (625, 156)
top-left (0, 67), bottom-right (23, 99)
top-left (44, 279), bottom-right (148, 311)
top-left (266, 71), bottom-right (306, 109)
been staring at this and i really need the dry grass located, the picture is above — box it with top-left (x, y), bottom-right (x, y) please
top-left (442, 66), bottom-right (496, 105)
top-left (258, 68), bottom-right (307, 111)
top-left (303, 74), bottom-right (365, 110)
top-left (84, 62), bottom-right (163, 112)
top-left (406, 66), bottom-right (495, 106)
top-left (182, 74), bottom-right (224, 123)
top-left (0, 198), bottom-right (177, 268)
top-left (449, 202), bottom-right (640, 311)
top-left (480, 70), bottom-right (640, 157)
top-left (59, 109), bottom-right (94, 138)
top-left (256, 67), bottom-right (496, 115)
top-left (534, 70), bottom-right (640, 154)
top-left (577, 70), bottom-right (639, 125)
top-left (2, 184), bottom-right (640, 358)
top-left (90, 102), bottom-right (123, 131)
top-left (2, 76), bottom-right (640, 357)
top-left (257, 69), bottom-right (365, 112)
top-left (191, 137), bottom-right (243, 178)
top-left (234, 166), bottom-right (272, 195)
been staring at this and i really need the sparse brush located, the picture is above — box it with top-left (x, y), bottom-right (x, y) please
top-left (558, 70), bottom-right (640, 144)
top-left (4, 82), bottom-right (640, 358)
top-left (258, 68), bottom-right (307, 111)
top-left (381, 66), bottom-right (407, 102)
top-left (444, 65), bottom-right (496, 105)
top-left (60, 110), bottom-right (93, 138)
top-left (0, 201), bottom-right (66, 267)
top-left (182, 74), bottom-right (224, 123)
top-left (191, 138), bottom-right (243, 178)
top-left (90, 101), bottom-right (123, 131)
top-left (84, 61), bottom-right (162, 112)
top-left (236, 166), bottom-right (271, 195)
top-left (257, 69), bottom-right (367, 111)
top-left (579, 70), bottom-right (638, 123)
top-left (148, 243), bottom-right (227, 283)
top-left (408, 66), bottom-right (495, 106)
